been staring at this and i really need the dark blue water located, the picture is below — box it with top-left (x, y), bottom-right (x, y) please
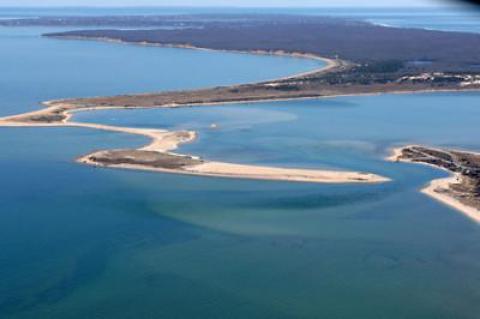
top-left (1, 7), bottom-right (480, 319)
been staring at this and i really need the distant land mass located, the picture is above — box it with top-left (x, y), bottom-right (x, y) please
top-left (2, 14), bottom-right (479, 69)
top-left (23, 14), bottom-right (479, 111)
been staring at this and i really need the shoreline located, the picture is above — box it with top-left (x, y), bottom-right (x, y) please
top-left (78, 155), bottom-right (389, 184)
top-left (5, 84), bottom-right (478, 130)
top-left (16, 36), bottom-right (480, 121)
top-left (1, 42), bottom-right (478, 186)
top-left (388, 145), bottom-right (480, 224)
top-left (47, 35), bottom-right (338, 83)
top-left (65, 113), bottom-right (390, 184)
top-left (0, 80), bottom-right (390, 185)
top-left (422, 176), bottom-right (480, 224)
top-left (68, 113), bottom-right (389, 184)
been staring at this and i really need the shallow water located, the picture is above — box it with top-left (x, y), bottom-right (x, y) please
top-left (3, 124), bottom-right (480, 319)
top-left (76, 91), bottom-right (480, 165)
top-left (1, 8), bottom-right (480, 319)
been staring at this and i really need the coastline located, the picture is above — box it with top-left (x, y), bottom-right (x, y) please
top-left (0, 45), bottom-right (384, 185)
top-left (47, 35), bottom-right (338, 83)
top-left (65, 116), bottom-right (391, 184)
top-left (0, 103), bottom-right (389, 185)
top-left (7, 84), bottom-right (478, 130)
top-left (78, 155), bottom-right (389, 184)
top-left (1, 41), bottom-right (478, 186)
top-left (388, 146), bottom-right (480, 224)
top-left (422, 176), bottom-right (480, 224)
top-left (18, 36), bottom-right (480, 121)
top-left (67, 108), bottom-right (388, 184)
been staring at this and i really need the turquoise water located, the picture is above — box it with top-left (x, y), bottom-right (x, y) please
top-left (2, 8), bottom-right (480, 319)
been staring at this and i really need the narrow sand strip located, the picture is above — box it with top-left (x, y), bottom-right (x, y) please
top-left (0, 52), bottom-right (389, 185)
top-left (68, 121), bottom-right (195, 153)
top-left (422, 176), bottom-right (480, 224)
top-left (78, 156), bottom-right (388, 184)
top-left (183, 162), bottom-right (389, 183)
top-left (0, 114), bottom-right (389, 184)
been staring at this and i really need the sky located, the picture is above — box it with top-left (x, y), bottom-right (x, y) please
top-left (0, 0), bottom-right (455, 7)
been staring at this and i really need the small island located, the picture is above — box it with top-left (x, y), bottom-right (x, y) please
top-left (0, 107), bottom-right (389, 184)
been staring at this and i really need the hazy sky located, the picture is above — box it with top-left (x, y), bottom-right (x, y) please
top-left (0, 0), bottom-right (453, 7)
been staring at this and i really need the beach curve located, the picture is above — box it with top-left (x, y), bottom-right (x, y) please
top-left (388, 145), bottom-right (480, 224)
top-left (0, 49), bottom-right (389, 185)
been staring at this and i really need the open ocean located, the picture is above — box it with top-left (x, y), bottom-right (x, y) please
top-left (1, 7), bottom-right (480, 319)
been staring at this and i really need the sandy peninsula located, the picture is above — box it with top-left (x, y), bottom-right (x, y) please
top-left (68, 116), bottom-right (388, 184)
top-left (6, 22), bottom-right (480, 187)
top-left (78, 152), bottom-right (388, 184)
top-left (0, 55), bottom-right (389, 185)
top-left (388, 145), bottom-right (480, 223)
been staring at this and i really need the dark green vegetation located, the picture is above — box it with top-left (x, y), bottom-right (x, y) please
top-left (84, 150), bottom-right (203, 169)
top-left (41, 15), bottom-right (480, 71)
top-left (37, 14), bottom-right (480, 108)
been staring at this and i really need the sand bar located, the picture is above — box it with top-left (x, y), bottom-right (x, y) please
top-left (183, 162), bottom-right (388, 183)
top-left (0, 55), bottom-right (389, 184)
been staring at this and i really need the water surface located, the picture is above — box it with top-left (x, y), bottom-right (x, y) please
top-left (1, 8), bottom-right (480, 319)
top-left (0, 26), bottom-right (321, 116)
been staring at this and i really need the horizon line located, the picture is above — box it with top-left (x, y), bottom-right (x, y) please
top-left (0, 4), bottom-right (460, 9)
